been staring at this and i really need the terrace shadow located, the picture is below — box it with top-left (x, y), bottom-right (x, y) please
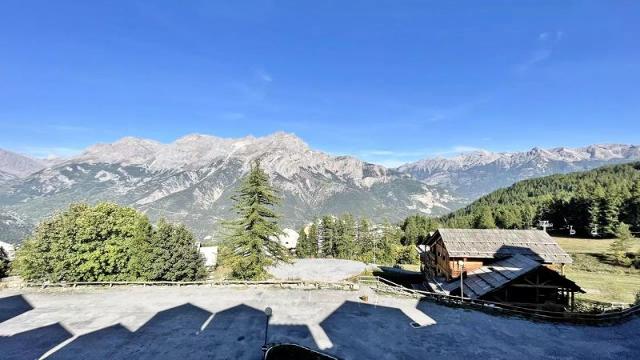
top-left (0, 294), bottom-right (33, 323)
top-left (0, 323), bottom-right (73, 360)
top-left (50, 303), bottom-right (316, 360)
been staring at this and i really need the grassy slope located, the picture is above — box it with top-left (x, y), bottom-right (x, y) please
top-left (556, 237), bottom-right (640, 304)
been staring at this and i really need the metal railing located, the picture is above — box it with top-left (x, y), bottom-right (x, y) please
top-left (359, 275), bottom-right (640, 325)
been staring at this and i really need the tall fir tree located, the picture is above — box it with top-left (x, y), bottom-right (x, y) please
top-left (355, 218), bottom-right (374, 262)
top-left (295, 226), bottom-right (311, 258)
top-left (375, 220), bottom-right (400, 264)
top-left (610, 222), bottom-right (634, 266)
top-left (624, 180), bottom-right (640, 232)
top-left (308, 222), bottom-right (319, 257)
top-left (320, 216), bottom-right (336, 257)
top-left (335, 214), bottom-right (356, 259)
top-left (222, 161), bottom-right (290, 280)
top-left (474, 206), bottom-right (496, 229)
top-left (602, 194), bottom-right (621, 237)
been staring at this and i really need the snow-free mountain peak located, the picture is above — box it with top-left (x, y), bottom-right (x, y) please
top-left (400, 143), bottom-right (640, 200)
top-left (0, 148), bottom-right (47, 178)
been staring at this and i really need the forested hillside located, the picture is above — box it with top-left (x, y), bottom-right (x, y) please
top-left (441, 162), bottom-right (640, 237)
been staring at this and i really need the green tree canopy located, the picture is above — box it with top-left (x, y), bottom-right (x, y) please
top-left (610, 222), bottom-right (634, 266)
top-left (14, 203), bottom-right (155, 282)
top-left (295, 225), bottom-right (313, 258)
top-left (13, 203), bottom-right (206, 282)
top-left (149, 219), bottom-right (206, 281)
top-left (441, 162), bottom-right (640, 237)
top-left (221, 161), bottom-right (290, 280)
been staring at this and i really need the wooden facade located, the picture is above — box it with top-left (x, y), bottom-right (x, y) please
top-left (428, 238), bottom-right (484, 280)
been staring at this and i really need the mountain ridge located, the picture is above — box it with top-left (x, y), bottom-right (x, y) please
top-left (1, 134), bottom-right (639, 244)
top-left (0, 132), bottom-right (454, 243)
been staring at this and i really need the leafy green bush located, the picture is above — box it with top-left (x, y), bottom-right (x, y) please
top-left (148, 219), bottom-right (206, 281)
top-left (14, 203), bottom-right (206, 282)
top-left (395, 245), bottom-right (419, 265)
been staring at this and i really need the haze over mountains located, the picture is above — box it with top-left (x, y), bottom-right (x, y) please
top-left (0, 132), bottom-right (638, 243)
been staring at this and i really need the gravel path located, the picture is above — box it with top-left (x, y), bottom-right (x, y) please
top-left (0, 287), bottom-right (638, 359)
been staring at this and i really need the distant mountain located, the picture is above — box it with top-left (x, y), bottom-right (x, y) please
top-left (398, 144), bottom-right (640, 200)
top-left (0, 210), bottom-right (33, 244)
top-left (0, 132), bottom-right (454, 242)
top-left (0, 149), bottom-right (48, 180)
top-left (441, 162), bottom-right (640, 237)
top-left (1, 136), bottom-right (638, 244)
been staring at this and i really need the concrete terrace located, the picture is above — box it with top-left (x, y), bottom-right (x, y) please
top-left (0, 287), bottom-right (638, 359)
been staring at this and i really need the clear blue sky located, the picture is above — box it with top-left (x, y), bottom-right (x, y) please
top-left (0, 1), bottom-right (638, 166)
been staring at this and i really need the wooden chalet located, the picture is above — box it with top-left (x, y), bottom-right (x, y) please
top-left (420, 229), bottom-right (583, 311)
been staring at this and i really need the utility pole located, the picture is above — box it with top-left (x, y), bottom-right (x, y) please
top-left (458, 259), bottom-right (465, 300)
top-left (262, 307), bottom-right (272, 360)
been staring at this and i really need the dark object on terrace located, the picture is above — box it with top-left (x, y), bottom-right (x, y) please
top-left (265, 343), bottom-right (340, 360)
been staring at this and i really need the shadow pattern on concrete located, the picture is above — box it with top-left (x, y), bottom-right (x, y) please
top-left (1, 293), bottom-right (640, 359)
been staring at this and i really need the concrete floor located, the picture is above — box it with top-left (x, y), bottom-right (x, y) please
top-left (0, 286), bottom-right (638, 360)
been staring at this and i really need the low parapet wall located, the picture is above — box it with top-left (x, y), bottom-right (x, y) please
top-left (14, 279), bottom-right (359, 291)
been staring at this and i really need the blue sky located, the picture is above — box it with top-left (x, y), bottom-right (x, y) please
top-left (0, 1), bottom-right (639, 167)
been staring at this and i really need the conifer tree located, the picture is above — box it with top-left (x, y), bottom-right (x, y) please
top-left (624, 180), bottom-right (640, 232)
top-left (375, 220), bottom-right (400, 264)
top-left (335, 214), bottom-right (356, 259)
top-left (610, 222), bottom-right (634, 266)
top-left (149, 219), bottom-right (206, 281)
top-left (308, 222), bottom-right (319, 257)
top-left (295, 226), bottom-right (311, 258)
top-left (474, 206), bottom-right (496, 229)
top-left (320, 216), bottom-right (336, 257)
top-left (222, 161), bottom-right (289, 280)
top-left (602, 194), bottom-right (621, 236)
top-left (356, 218), bottom-right (374, 262)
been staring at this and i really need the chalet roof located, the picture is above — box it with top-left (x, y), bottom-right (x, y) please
top-left (429, 254), bottom-right (583, 300)
top-left (435, 228), bottom-right (573, 264)
top-left (460, 255), bottom-right (541, 299)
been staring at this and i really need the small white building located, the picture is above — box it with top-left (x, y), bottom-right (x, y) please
top-left (273, 228), bottom-right (299, 250)
top-left (198, 246), bottom-right (218, 267)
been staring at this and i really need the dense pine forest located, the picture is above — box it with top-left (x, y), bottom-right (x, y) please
top-left (441, 162), bottom-right (640, 237)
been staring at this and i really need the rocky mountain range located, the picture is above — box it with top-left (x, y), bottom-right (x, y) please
top-left (398, 144), bottom-right (640, 199)
top-left (0, 134), bottom-right (638, 244)
top-left (0, 132), bottom-right (455, 243)
top-left (0, 149), bottom-right (48, 181)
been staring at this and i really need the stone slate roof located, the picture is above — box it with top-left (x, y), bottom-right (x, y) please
top-left (436, 228), bottom-right (573, 264)
top-left (460, 255), bottom-right (541, 299)
top-left (427, 254), bottom-right (583, 299)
